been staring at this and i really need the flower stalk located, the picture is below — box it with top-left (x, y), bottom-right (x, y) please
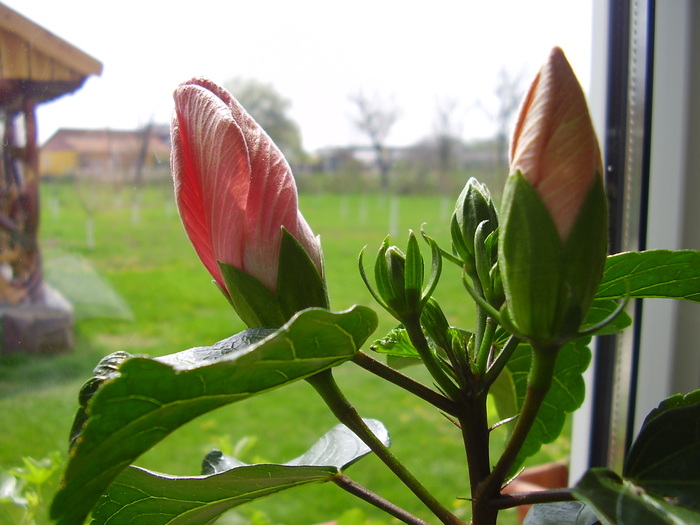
top-left (307, 370), bottom-right (464, 525)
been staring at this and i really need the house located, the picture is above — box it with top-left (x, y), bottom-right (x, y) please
top-left (41, 125), bottom-right (171, 181)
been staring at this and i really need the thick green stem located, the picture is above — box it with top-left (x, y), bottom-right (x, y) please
top-left (476, 317), bottom-right (497, 376)
top-left (307, 370), bottom-right (463, 525)
top-left (472, 346), bottom-right (560, 522)
top-left (458, 394), bottom-right (492, 512)
top-left (332, 473), bottom-right (431, 525)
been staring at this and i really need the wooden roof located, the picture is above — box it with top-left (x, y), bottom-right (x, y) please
top-left (0, 4), bottom-right (102, 109)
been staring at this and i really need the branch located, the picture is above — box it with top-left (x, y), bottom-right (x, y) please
top-left (332, 473), bottom-right (431, 525)
top-left (488, 488), bottom-right (575, 510)
top-left (353, 352), bottom-right (460, 416)
top-left (307, 370), bottom-right (464, 525)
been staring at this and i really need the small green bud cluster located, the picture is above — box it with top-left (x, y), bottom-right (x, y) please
top-left (360, 231), bottom-right (441, 324)
top-left (451, 178), bottom-right (504, 309)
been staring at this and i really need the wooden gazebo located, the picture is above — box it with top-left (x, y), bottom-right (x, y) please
top-left (0, 5), bottom-right (102, 352)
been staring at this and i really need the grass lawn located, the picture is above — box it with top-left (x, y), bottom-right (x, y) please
top-left (0, 180), bottom-right (569, 524)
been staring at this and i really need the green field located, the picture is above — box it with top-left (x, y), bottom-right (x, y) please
top-left (0, 180), bottom-right (568, 524)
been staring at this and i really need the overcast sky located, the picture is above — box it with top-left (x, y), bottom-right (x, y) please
top-left (13, 0), bottom-right (593, 151)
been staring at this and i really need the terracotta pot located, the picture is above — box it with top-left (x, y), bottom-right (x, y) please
top-left (502, 462), bottom-right (569, 523)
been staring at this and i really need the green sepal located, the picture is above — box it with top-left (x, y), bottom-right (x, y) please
top-left (560, 175), bottom-right (608, 337)
top-left (499, 172), bottom-right (608, 345)
top-left (385, 246), bottom-right (408, 311)
top-left (373, 238), bottom-right (395, 311)
top-left (404, 231), bottom-right (424, 309)
top-left (451, 212), bottom-right (473, 271)
top-left (358, 248), bottom-right (390, 312)
top-left (421, 233), bottom-right (443, 308)
top-left (420, 298), bottom-right (452, 352)
top-left (219, 261), bottom-right (286, 328)
top-left (277, 228), bottom-right (330, 319)
top-left (499, 172), bottom-right (566, 344)
top-left (421, 298), bottom-right (471, 375)
top-left (474, 220), bottom-right (494, 302)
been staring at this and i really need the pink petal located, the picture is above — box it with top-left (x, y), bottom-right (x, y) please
top-left (510, 47), bottom-right (602, 239)
top-left (172, 80), bottom-right (252, 289)
top-left (223, 94), bottom-right (316, 290)
top-left (172, 78), bottom-right (322, 295)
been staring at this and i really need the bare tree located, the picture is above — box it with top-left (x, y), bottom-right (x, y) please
top-left (433, 97), bottom-right (462, 191)
top-left (479, 67), bottom-right (526, 174)
top-left (349, 91), bottom-right (400, 190)
top-left (132, 121), bottom-right (153, 226)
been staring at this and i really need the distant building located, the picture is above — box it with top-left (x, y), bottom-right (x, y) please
top-left (41, 125), bottom-right (171, 180)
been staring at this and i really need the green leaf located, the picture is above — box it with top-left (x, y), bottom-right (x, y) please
top-left (50, 306), bottom-right (377, 525)
top-left (504, 337), bottom-right (591, 474)
top-left (369, 326), bottom-right (419, 359)
top-left (572, 392), bottom-right (700, 524)
top-left (523, 501), bottom-right (600, 525)
top-left (581, 299), bottom-right (632, 335)
top-left (488, 361), bottom-right (518, 425)
top-left (573, 468), bottom-right (700, 525)
top-left (204, 419), bottom-right (390, 473)
top-left (92, 420), bottom-right (389, 525)
top-left (597, 250), bottom-right (700, 302)
top-left (623, 390), bottom-right (700, 512)
top-left (276, 228), bottom-right (330, 319)
top-left (93, 464), bottom-right (337, 525)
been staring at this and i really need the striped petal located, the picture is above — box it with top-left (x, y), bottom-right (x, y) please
top-left (510, 47), bottom-right (603, 240)
top-left (172, 80), bottom-right (251, 290)
top-left (171, 78), bottom-right (321, 294)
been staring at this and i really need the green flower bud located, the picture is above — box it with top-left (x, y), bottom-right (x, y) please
top-left (420, 298), bottom-right (452, 352)
top-left (452, 178), bottom-right (499, 275)
top-left (360, 231), bottom-right (441, 323)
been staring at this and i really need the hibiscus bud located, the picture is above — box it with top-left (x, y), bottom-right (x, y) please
top-left (498, 47), bottom-right (608, 346)
top-left (360, 231), bottom-right (441, 323)
top-left (451, 177), bottom-right (499, 275)
top-left (171, 78), bottom-right (327, 327)
top-left (451, 178), bottom-right (503, 308)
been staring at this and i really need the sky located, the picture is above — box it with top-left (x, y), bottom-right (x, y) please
top-left (13, 0), bottom-right (594, 152)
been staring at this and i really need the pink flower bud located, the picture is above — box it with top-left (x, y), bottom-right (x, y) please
top-left (499, 48), bottom-right (608, 346)
top-left (509, 47), bottom-right (603, 240)
top-left (171, 78), bottom-right (322, 294)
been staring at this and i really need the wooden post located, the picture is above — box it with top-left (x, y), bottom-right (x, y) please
top-left (0, 97), bottom-right (73, 353)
